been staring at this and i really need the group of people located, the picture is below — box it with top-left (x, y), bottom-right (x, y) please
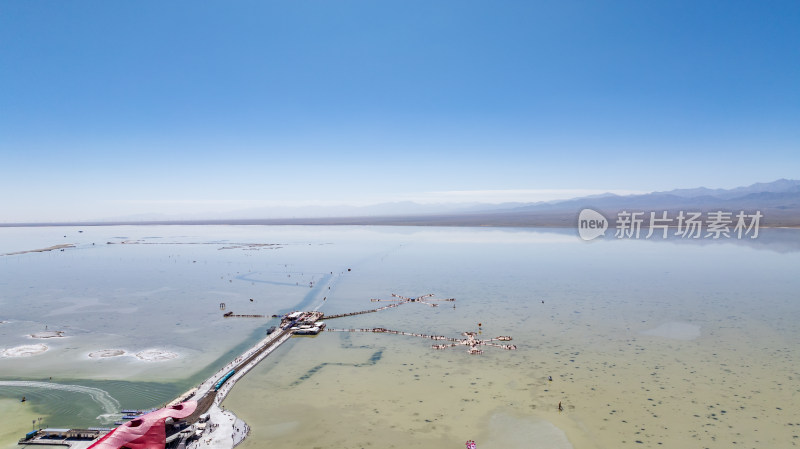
top-left (465, 440), bottom-right (477, 449)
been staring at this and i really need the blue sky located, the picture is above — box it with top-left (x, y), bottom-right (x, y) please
top-left (1, 1), bottom-right (798, 222)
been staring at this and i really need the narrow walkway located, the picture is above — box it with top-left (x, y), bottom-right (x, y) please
top-left (185, 328), bottom-right (293, 423)
top-left (326, 327), bottom-right (517, 353)
top-left (322, 302), bottom-right (403, 319)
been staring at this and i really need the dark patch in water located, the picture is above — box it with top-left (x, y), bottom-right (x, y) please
top-left (338, 333), bottom-right (372, 349)
top-left (368, 350), bottom-right (383, 363)
top-left (291, 350), bottom-right (383, 386)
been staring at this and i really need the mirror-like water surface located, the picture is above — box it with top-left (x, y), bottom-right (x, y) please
top-left (1, 225), bottom-right (798, 448)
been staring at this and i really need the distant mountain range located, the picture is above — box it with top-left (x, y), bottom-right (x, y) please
top-left (202, 178), bottom-right (797, 227)
top-left (5, 179), bottom-right (800, 227)
top-left (471, 178), bottom-right (800, 227)
top-left (221, 178), bottom-right (799, 227)
top-left (200, 178), bottom-right (800, 223)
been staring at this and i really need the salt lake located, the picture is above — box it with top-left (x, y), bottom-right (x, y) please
top-left (1, 225), bottom-right (798, 448)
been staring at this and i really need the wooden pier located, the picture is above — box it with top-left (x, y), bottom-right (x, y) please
top-left (64, 292), bottom-right (514, 448)
top-left (222, 312), bottom-right (265, 318)
top-left (321, 302), bottom-right (403, 320)
top-left (327, 327), bottom-right (516, 354)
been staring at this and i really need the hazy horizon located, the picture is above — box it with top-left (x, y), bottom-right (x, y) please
top-left (2, 178), bottom-right (799, 224)
top-left (37, 188), bottom-right (649, 223)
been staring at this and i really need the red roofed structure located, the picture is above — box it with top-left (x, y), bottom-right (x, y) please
top-left (88, 401), bottom-right (198, 449)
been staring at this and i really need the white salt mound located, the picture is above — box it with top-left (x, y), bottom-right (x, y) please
top-left (88, 349), bottom-right (126, 358)
top-left (135, 349), bottom-right (179, 361)
top-left (2, 344), bottom-right (49, 357)
top-left (31, 330), bottom-right (65, 339)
